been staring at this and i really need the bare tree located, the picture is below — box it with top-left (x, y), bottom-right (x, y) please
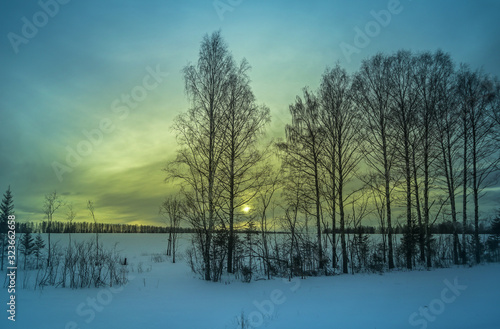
top-left (165, 31), bottom-right (235, 281)
top-left (347, 191), bottom-right (371, 273)
top-left (218, 59), bottom-right (271, 273)
top-left (280, 163), bottom-right (307, 279)
top-left (66, 204), bottom-right (77, 250)
top-left (87, 200), bottom-right (99, 260)
top-left (279, 88), bottom-right (326, 271)
top-left (430, 54), bottom-right (462, 265)
top-left (458, 67), bottom-right (471, 265)
top-left (320, 65), bottom-right (363, 274)
top-left (409, 130), bottom-right (425, 264)
top-left (160, 196), bottom-right (185, 263)
top-left (387, 50), bottom-right (420, 270)
top-left (62, 203), bottom-right (77, 288)
top-left (366, 174), bottom-right (389, 263)
top-left (255, 163), bottom-right (282, 279)
top-left (456, 66), bottom-right (499, 264)
top-left (352, 53), bottom-right (396, 269)
top-left (413, 50), bottom-right (454, 267)
top-left (43, 191), bottom-right (62, 267)
top-left (319, 77), bottom-right (339, 271)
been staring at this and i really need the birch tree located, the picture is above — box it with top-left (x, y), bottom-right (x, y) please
top-left (165, 31), bottom-right (234, 281)
top-left (219, 60), bottom-right (270, 273)
top-left (387, 51), bottom-right (420, 270)
top-left (413, 50), bottom-right (454, 267)
top-left (456, 66), bottom-right (499, 264)
top-left (279, 88), bottom-right (326, 270)
top-left (433, 57), bottom-right (462, 265)
top-left (43, 191), bottom-right (62, 267)
top-left (160, 196), bottom-right (185, 263)
top-left (352, 54), bottom-right (396, 269)
top-left (320, 65), bottom-right (363, 274)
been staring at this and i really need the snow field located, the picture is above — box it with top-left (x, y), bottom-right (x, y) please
top-left (1, 234), bottom-right (499, 329)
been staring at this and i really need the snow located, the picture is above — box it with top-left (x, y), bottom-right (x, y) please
top-left (2, 234), bottom-right (500, 329)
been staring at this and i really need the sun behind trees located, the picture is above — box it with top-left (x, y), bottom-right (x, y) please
top-left (165, 31), bottom-right (500, 282)
top-left (164, 31), bottom-right (271, 282)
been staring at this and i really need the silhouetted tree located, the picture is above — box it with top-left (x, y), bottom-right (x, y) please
top-left (280, 163), bottom-right (307, 279)
top-left (431, 53), bottom-right (462, 265)
top-left (87, 200), bottom-right (99, 261)
top-left (255, 164), bottom-right (282, 279)
top-left (352, 54), bottom-right (396, 269)
top-left (413, 50), bottom-right (454, 267)
top-left (34, 233), bottom-right (45, 269)
top-left (279, 88), bottom-right (326, 271)
top-left (20, 230), bottom-right (35, 270)
top-left (348, 192), bottom-right (371, 273)
top-left (219, 59), bottom-right (271, 273)
top-left (456, 66), bottom-right (499, 264)
top-left (160, 196), bottom-right (185, 263)
top-left (165, 31), bottom-right (237, 281)
top-left (66, 203), bottom-right (76, 250)
top-left (43, 190), bottom-right (62, 267)
top-left (387, 50), bottom-right (420, 270)
top-left (320, 65), bottom-right (363, 273)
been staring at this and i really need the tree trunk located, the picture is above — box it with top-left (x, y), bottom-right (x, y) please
top-left (331, 150), bottom-right (337, 270)
top-left (339, 174), bottom-right (348, 274)
top-left (314, 157), bottom-right (323, 270)
top-left (441, 137), bottom-right (459, 265)
top-left (47, 215), bottom-right (51, 267)
top-left (227, 207), bottom-right (234, 273)
top-left (206, 123), bottom-right (215, 281)
top-left (472, 128), bottom-right (481, 264)
top-left (462, 113), bottom-right (468, 265)
top-left (172, 234), bottom-right (176, 264)
top-left (423, 128), bottom-right (431, 269)
top-left (405, 136), bottom-right (413, 270)
top-left (412, 146), bottom-right (425, 263)
top-left (383, 133), bottom-right (394, 269)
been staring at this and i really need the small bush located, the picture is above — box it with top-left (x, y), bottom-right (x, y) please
top-left (240, 266), bottom-right (252, 283)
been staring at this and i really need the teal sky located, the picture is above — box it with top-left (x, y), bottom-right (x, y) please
top-left (1, 0), bottom-right (499, 225)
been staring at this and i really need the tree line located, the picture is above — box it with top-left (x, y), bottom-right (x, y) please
top-left (164, 31), bottom-right (500, 281)
top-left (8, 217), bottom-right (492, 235)
top-left (15, 220), bottom-right (188, 234)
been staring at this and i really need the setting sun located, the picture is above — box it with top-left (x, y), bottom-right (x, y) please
top-left (243, 206), bottom-right (250, 213)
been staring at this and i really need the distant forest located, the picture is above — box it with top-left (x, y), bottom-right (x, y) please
top-left (14, 220), bottom-right (494, 235)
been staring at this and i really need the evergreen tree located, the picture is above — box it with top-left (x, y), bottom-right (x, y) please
top-left (20, 230), bottom-right (35, 270)
top-left (400, 219), bottom-right (420, 267)
top-left (34, 234), bottom-right (46, 269)
top-left (0, 186), bottom-right (14, 229)
top-left (353, 227), bottom-right (370, 271)
top-left (0, 186), bottom-right (15, 269)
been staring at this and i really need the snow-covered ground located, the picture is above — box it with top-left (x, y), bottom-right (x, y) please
top-left (2, 234), bottom-right (499, 329)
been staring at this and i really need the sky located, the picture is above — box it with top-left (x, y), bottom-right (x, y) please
top-left (1, 0), bottom-right (499, 226)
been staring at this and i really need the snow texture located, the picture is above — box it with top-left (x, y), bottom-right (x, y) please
top-left (2, 234), bottom-right (499, 329)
